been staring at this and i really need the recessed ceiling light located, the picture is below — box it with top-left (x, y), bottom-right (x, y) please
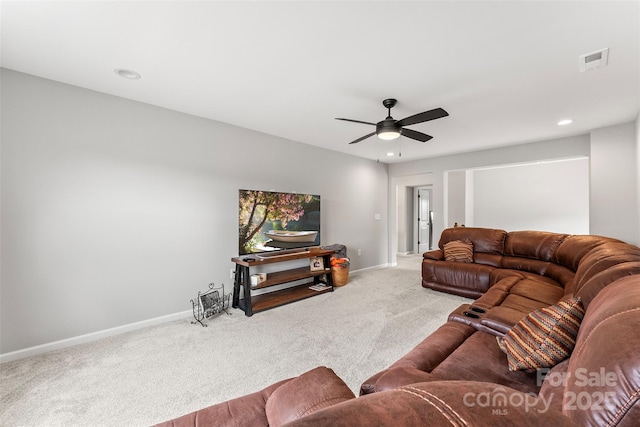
top-left (114, 68), bottom-right (141, 80)
top-left (557, 119), bottom-right (573, 126)
top-left (387, 152), bottom-right (394, 156)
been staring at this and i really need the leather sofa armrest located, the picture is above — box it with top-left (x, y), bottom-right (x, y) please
top-left (285, 381), bottom-right (577, 427)
top-left (423, 249), bottom-right (443, 260)
top-left (265, 366), bottom-right (355, 426)
top-left (155, 367), bottom-right (354, 427)
top-left (153, 378), bottom-right (290, 427)
top-left (372, 366), bottom-right (440, 393)
top-left (360, 367), bottom-right (437, 395)
top-left (360, 322), bottom-right (476, 395)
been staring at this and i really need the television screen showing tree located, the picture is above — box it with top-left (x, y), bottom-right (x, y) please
top-left (238, 189), bottom-right (321, 255)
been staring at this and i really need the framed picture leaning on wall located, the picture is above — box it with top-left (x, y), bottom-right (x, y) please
top-left (310, 256), bottom-right (324, 271)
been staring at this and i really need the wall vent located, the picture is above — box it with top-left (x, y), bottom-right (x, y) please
top-left (579, 48), bottom-right (609, 72)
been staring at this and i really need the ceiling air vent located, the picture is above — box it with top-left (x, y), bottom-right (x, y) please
top-left (578, 48), bottom-right (609, 72)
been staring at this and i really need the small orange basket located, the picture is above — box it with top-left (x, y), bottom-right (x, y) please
top-left (330, 257), bottom-right (350, 287)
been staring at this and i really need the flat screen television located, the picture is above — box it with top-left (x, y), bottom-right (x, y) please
top-left (238, 189), bottom-right (321, 255)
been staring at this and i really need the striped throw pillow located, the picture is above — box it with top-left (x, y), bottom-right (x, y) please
top-left (443, 239), bottom-right (474, 262)
top-left (499, 297), bottom-right (585, 372)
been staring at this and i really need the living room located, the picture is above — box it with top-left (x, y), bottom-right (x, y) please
top-left (1, 1), bottom-right (639, 425)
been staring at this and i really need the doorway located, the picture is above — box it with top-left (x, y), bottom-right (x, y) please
top-left (415, 186), bottom-right (433, 252)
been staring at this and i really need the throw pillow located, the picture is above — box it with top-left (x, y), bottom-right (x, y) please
top-left (265, 366), bottom-right (355, 426)
top-left (499, 297), bottom-right (585, 372)
top-left (443, 239), bottom-right (474, 262)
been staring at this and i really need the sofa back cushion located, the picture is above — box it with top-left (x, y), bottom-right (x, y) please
top-left (562, 275), bottom-right (640, 426)
top-left (573, 242), bottom-right (640, 308)
top-left (439, 227), bottom-right (507, 255)
top-left (553, 235), bottom-right (622, 272)
top-left (504, 230), bottom-right (568, 262)
top-left (500, 256), bottom-right (551, 277)
top-left (544, 263), bottom-right (576, 290)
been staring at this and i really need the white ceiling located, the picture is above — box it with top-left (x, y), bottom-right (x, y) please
top-left (2, 1), bottom-right (639, 164)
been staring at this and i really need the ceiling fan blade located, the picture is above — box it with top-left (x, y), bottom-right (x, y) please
top-left (349, 132), bottom-right (376, 144)
top-left (397, 108), bottom-right (449, 127)
top-left (335, 118), bottom-right (377, 126)
top-left (401, 128), bottom-right (433, 143)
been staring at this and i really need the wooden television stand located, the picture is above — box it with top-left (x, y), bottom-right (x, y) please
top-left (231, 249), bottom-right (335, 316)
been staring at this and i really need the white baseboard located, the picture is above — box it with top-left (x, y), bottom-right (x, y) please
top-left (0, 310), bottom-right (192, 364)
top-left (1, 263), bottom-right (395, 364)
top-left (351, 263), bottom-right (389, 273)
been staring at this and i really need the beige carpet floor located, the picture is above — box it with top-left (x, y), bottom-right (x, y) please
top-left (0, 254), bottom-right (470, 426)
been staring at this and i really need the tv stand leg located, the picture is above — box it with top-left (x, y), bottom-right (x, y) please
top-left (232, 267), bottom-right (242, 308)
top-left (241, 265), bottom-right (253, 316)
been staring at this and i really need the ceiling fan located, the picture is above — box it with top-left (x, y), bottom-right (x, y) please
top-left (336, 99), bottom-right (449, 145)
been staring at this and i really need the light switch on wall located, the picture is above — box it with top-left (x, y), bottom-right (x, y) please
top-left (374, 213), bottom-right (381, 220)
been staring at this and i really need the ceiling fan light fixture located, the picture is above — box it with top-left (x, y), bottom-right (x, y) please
top-left (378, 130), bottom-right (401, 140)
top-left (376, 120), bottom-right (401, 140)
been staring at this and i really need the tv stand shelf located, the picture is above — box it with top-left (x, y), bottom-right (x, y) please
top-left (231, 249), bottom-right (335, 316)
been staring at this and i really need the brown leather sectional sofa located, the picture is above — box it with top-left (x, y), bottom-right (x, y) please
top-left (157, 228), bottom-right (640, 426)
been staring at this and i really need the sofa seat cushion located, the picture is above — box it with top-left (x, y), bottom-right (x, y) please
top-left (500, 297), bottom-right (585, 372)
top-left (490, 268), bottom-right (563, 288)
top-left (473, 276), bottom-right (521, 308)
top-left (479, 306), bottom-right (529, 335)
top-left (451, 276), bottom-right (565, 335)
top-left (469, 292), bottom-right (567, 336)
top-left (500, 293), bottom-right (557, 316)
top-left (430, 331), bottom-right (540, 394)
top-left (509, 279), bottom-right (565, 306)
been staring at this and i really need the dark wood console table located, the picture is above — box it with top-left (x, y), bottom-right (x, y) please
top-left (231, 249), bottom-right (335, 316)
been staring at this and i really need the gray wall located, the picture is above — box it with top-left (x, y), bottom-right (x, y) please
top-left (445, 170), bottom-right (466, 226)
top-left (2, 67), bottom-right (638, 356)
top-left (590, 122), bottom-right (638, 240)
top-left (389, 127), bottom-right (639, 265)
top-left (467, 158), bottom-right (589, 234)
top-left (0, 69), bottom-right (389, 354)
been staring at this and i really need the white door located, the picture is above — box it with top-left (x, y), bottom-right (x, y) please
top-left (418, 188), bottom-right (432, 252)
